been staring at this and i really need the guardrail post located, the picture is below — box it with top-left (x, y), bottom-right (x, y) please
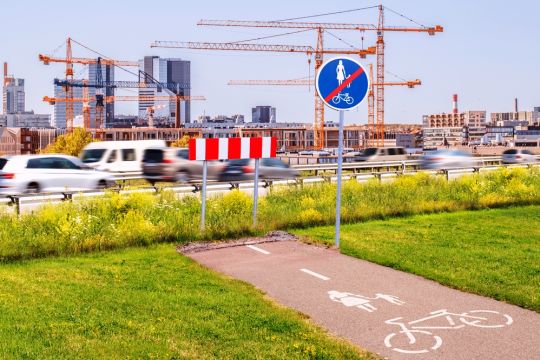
top-left (401, 161), bottom-right (406, 174)
top-left (7, 195), bottom-right (20, 217)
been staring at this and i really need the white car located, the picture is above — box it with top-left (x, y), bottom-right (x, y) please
top-left (421, 150), bottom-right (478, 170)
top-left (502, 149), bottom-right (536, 164)
top-left (0, 155), bottom-right (116, 195)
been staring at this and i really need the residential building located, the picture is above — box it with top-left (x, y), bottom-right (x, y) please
top-left (0, 112), bottom-right (51, 128)
top-left (252, 106), bottom-right (276, 123)
top-left (396, 133), bottom-right (416, 149)
top-left (138, 56), bottom-right (191, 125)
top-left (422, 127), bottom-right (463, 148)
top-left (3, 78), bottom-right (25, 114)
top-left (491, 107), bottom-right (540, 126)
top-left (422, 111), bottom-right (486, 128)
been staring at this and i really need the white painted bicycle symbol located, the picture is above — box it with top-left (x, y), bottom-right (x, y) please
top-left (332, 92), bottom-right (354, 105)
top-left (384, 309), bottom-right (513, 354)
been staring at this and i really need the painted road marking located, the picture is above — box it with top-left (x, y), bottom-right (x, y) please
top-left (246, 245), bottom-right (270, 255)
top-left (384, 309), bottom-right (513, 354)
top-left (328, 291), bottom-right (405, 313)
top-left (300, 268), bottom-right (330, 281)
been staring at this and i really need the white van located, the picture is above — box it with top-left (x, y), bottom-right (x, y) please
top-left (81, 140), bottom-right (166, 172)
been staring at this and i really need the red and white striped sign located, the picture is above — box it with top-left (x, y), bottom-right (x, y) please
top-left (188, 137), bottom-right (277, 161)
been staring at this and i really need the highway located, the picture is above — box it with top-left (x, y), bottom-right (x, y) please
top-left (2, 156), bottom-right (538, 215)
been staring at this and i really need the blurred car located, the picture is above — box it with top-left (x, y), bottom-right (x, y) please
top-left (142, 147), bottom-right (226, 184)
top-left (219, 158), bottom-right (299, 182)
top-left (421, 149), bottom-right (478, 170)
top-left (502, 149), bottom-right (536, 164)
top-left (81, 140), bottom-right (165, 172)
top-left (0, 154), bottom-right (115, 195)
top-left (354, 147), bottom-right (408, 162)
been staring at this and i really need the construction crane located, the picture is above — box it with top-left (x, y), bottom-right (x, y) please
top-left (228, 78), bottom-right (420, 87)
top-left (195, 10), bottom-right (442, 146)
top-left (151, 41), bottom-right (376, 149)
top-left (43, 95), bottom-right (205, 129)
top-left (146, 104), bottom-right (167, 128)
top-left (39, 54), bottom-right (138, 67)
top-left (228, 74), bottom-right (420, 147)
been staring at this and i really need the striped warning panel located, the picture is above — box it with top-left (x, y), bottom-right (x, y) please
top-left (189, 137), bottom-right (277, 161)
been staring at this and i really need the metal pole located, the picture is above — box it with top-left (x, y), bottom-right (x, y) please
top-left (335, 110), bottom-right (345, 248)
top-left (253, 158), bottom-right (260, 227)
top-left (200, 160), bottom-right (208, 230)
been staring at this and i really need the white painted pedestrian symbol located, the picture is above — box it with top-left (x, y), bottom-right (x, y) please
top-left (384, 309), bottom-right (513, 354)
top-left (328, 291), bottom-right (405, 313)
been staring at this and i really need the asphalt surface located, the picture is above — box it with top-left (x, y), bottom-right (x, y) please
top-left (185, 239), bottom-right (540, 360)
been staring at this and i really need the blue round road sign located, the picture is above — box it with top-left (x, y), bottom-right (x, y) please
top-left (316, 57), bottom-right (369, 111)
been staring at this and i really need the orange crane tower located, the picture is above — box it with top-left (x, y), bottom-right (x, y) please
top-left (39, 38), bottom-right (139, 131)
top-left (196, 11), bottom-right (442, 145)
top-left (151, 41), bottom-right (376, 149)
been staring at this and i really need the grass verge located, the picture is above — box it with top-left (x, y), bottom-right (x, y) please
top-left (0, 244), bottom-right (373, 359)
top-left (1, 167), bottom-right (539, 262)
top-left (293, 206), bottom-right (540, 312)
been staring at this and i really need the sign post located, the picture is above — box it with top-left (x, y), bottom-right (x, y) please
top-left (316, 57), bottom-right (369, 248)
top-left (200, 160), bottom-right (207, 230)
top-left (253, 158), bottom-right (260, 227)
top-left (189, 137), bottom-right (277, 230)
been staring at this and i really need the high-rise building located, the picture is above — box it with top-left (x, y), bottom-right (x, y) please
top-left (3, 78), bottom-right (25, 114)
top-left (88, 63), bottom-right (114, 128)
top-left (251, 106), bottom-right (276, 123)
top-left (52, 85), bottom-right (83, 128)
top-left (138, 56), bottom-right (191, 125)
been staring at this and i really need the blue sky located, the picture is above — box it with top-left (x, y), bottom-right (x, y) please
top-left (2, 0), bottom-right (539, 124)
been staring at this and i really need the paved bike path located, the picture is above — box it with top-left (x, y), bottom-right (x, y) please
top-left (186, 240), bottom-right (540, 360)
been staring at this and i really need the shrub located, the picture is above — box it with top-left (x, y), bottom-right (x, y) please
top-left (0, 168), bottom-right (539, 261)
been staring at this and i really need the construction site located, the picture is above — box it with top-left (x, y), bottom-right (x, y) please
top-left (2, 4), bottom-right (539, 154)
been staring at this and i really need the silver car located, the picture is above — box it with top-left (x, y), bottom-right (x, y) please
top-left (142, 147), bottom-right (226, 184)
top-left (421, 150), bottom-right (478, 170)
top-left (0, 155), bottom-right (116, 195)
top-left (502, 149), bottom-right (536, 164)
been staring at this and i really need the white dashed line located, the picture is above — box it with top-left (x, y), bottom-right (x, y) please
top-left (300, 268), bottom-right (330, 281)
top-left (246, 245), bottom-right (270, 255)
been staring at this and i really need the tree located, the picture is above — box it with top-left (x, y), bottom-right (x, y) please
top-left (42, 128), bottom-right (96, 156)
top-left (170, 135), bottom-right (197, 148)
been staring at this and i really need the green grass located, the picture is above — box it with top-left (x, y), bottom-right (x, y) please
top-left (294, 206), bottom-right (540, 312)
top-left (1, 167), bottom-right (539, 262)
top-left (0, 244), bottom-right (373, 359)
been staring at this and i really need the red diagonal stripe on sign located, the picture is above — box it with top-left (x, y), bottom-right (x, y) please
top-left (324, 66), bottom-right (365, 103)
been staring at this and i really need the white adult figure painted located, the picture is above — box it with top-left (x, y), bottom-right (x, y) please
top-left (336, 60), bottom-right (346, 86)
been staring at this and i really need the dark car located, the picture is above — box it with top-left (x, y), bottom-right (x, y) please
top-left (219, 158), bottom-right (299, 182)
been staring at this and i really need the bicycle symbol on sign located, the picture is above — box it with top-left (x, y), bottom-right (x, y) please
top-left (384, 309), bottom-right (513, 354)
top-left (331, 93), bottom-right (354, 105)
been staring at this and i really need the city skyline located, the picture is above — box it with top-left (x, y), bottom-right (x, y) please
top-left (2, 0), bottom-right (539, 124)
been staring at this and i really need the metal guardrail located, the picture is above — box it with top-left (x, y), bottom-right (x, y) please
top-left (3, 160), bottom-right (539, 215)
top-left (110, 155), bottom-right (540, 181)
